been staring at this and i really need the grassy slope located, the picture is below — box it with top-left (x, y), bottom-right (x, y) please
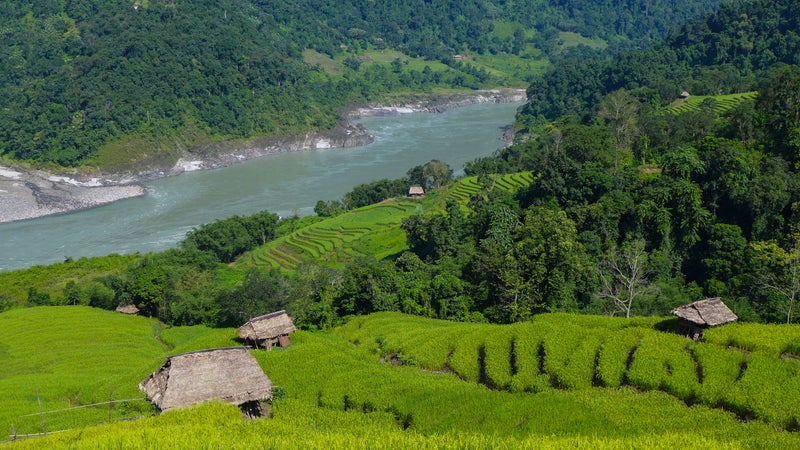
top-left (2, 307), bottom-right (799, 448)
top-left (304, 44), bottom-right (536, 88)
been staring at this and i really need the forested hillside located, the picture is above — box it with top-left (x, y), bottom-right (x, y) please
top-left (519, 0), bottom-right (800, 124)
top-left (270, 0), bottom-right (722, 58)
top-left (0, 1), bottom-right (337, 166)
top-left (0, 0), bottom-right (720, 169)
top-left (462, 0), bottom-right (800, 324)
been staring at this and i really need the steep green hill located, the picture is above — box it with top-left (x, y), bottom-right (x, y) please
top-left (2, 307), bottom-right (799, 448)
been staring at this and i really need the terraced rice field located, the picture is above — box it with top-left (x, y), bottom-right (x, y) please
top-left (7, 308), bottom-right (800, 448)
top-left (447, 171), bottom-right (535, 203)
top-left (666, 91), bottom-right (757, 115)
top-left (240, 200), bottom-right (421, 271)
top-left (338, 312), bottom-right (800, 432)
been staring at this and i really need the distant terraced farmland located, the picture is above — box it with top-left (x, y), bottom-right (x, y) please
top-left (447, 171), bottom-right (535, 203)
top-left (666, 91), bottom-right (757, 115)
top-left (239, 200), bottom-right (421, 271)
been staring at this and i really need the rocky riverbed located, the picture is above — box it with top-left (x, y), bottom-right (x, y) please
top-left (0, 167), bottom-right (146, 224)
top-left (0, 124), bottom-right (374, 224)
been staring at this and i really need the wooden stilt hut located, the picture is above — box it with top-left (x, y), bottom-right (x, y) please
top-left (238, 310), bottom-right (296, 350)
top-left (671, 297), bottom-right (738, 340)
top-left (139, 347), bottom-right (273, 418)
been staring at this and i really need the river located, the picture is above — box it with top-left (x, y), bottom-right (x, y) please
top-left (0, 102), bottom-right (521, 271)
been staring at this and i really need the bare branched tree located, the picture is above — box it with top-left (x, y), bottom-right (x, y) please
top-left (596, 239), bottom-right (652, 319)
top-left (756, 237), bottom-right (800, 324)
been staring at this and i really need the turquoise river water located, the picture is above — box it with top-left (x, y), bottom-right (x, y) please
top-left (0, 102), bottom-right (521, 271)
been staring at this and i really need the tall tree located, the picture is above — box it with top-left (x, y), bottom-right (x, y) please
top-left (597, 89), bottom-right (640, 174)
top-left (751, 235), bottom-right (800, 323)
top-left (496, 206), bottom-right (587, 321)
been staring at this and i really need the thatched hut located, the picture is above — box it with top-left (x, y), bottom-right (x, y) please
top-left (238, 310), bottom-right (296, 350)
top-left (679, 90), bottom-right (691, 99)
top-left (671, 297), bottom-right (738, 340)
top-left (408, 185), bottom-right (425, 198)
top-left (139, 347), bottom-right (272, 417)
top-left (115, 303), bottom-right (140, 315)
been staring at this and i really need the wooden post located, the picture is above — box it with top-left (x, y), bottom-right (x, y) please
top-left (109, 388), bottom-right (114, 422)
top-left (10, 424), bottom-right (16, 441)
top-left (36, 389), bottom-right (46, 435)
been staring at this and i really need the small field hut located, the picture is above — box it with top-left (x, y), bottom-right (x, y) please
top-left (671, 297), bottom-right (738, 340)
top-left (408, 185), bottom-right (425, 198)
top-left (115, 303), bottom-right (139, 315)
top-left (238, 310), bottom-right (296, 350)
top-left (139, 347), bottom-right (272, 417)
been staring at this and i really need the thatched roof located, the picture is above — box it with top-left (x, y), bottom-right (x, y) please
top-left (139, 347), bottom-right (272, 411)
top-left (238, 310), bottom-right (296, 341)
top-left (408, 185), bottom-right (425, 196)
top-left (115, 303), bottom-right (139, 315)
top-left (679, 91), bottom-right (691, 98)
top-left (671, 297), bottom-right (738, 327)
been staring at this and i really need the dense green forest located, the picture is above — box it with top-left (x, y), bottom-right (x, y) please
top-left (0, 0), bottom-right (720, 168)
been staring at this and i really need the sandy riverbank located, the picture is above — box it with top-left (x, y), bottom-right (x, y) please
top-left (0, 167), bottom-right (146, 224)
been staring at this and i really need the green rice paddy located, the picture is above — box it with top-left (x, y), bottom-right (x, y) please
top-left (447, 171), bottom-right (535, 203)
top-left (3, 308), bottom-right (800, 448)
